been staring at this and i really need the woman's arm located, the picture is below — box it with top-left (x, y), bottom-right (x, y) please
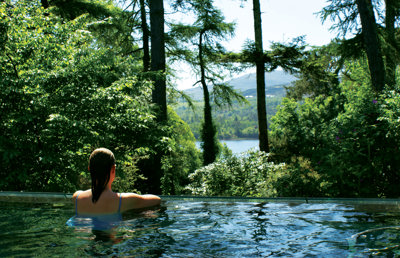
top-left (122, 193), bottom-right (161, 210)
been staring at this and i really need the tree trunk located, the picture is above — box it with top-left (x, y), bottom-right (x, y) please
top-left (140, 0), bottom-right (150, 72)
top-left (146, 0), bottom-right (166, 194)
top-left (384, 0), bottom-right (396, 89)
top-left (199, 31), bottom-right (217, 165)
top-left (356, 0), bottom-right (386, 92)
top-left (149, 0), bottom-right (167, 122)
top-left (252, 0), bottom-right (269, 152)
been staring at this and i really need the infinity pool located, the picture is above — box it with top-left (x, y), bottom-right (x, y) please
top-left (1, 195), bottom-right (400, 257)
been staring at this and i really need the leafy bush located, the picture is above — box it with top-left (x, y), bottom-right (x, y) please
top-left (0, 1), bottom-right (166, 192)
top-left (161, 108), bottom-right (202, 195)
top-left (274, 156), bottom-right (328, 197)
top-left (270, 60), bottom-right (400, 197)
top-left (186, 150), bottom-right (288, 197)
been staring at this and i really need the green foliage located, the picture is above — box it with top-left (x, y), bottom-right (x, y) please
top-left (112, 152), bottom-right (147, 194)
top-left (174, 96), bottom-right (282, 139)
top-left (186, 150), bottom-right (288, 197)
top-left (285, 43), bottom-right (341, 100)
top-left (161, 107), bottom-right (202, 195)
top-left (169, 0), bottom-right (246, 165)
top-left (2, 0), bottom-right (399, 199)
top-left (270, 59), bottom-right (400, 197)
top-left (319, 0), bottom-right (397, 92)
top-left (0, 0), bottom-right (166, 192)
top-left (274, 156), bottom-right (328, 197)
top-left (200, 108), bottom-right (219, 165)
top-left (318, 0), bottom-right (358, 38)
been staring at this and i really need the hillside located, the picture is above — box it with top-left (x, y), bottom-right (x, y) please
top-left (175, 70), bottom-right (297, 140)
top-left (183, 70), bottom-right (296, 100)
top-left (228, 70), bottom-right (296, 92)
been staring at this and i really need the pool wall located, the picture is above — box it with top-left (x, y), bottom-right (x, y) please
top-left (0, 191), bottom-right (72, 203)
top-left (1, 191), bottom-right (400, 205)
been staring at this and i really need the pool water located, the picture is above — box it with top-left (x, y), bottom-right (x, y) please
top-left (1, 198), bottom-right (400, 257)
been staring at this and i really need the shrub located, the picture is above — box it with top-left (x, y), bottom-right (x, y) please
top-left (186, 150), bottom-right (288, 197)
top-left (0, 1), bottom-right (165, 192)
top-left (273, 156), bottom-right (328, 197)
top-left (161, 108), bottom-right (202, 195)
top-left (269, 61), bottom-right (400, 197)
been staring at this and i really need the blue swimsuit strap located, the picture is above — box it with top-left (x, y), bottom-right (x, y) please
top-left (118, 193), bottom-right (122, 213)
top-left (75, 192), bottom-right (81, 216)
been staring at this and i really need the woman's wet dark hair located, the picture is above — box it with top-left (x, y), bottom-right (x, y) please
top-left (89, 148), bottom-right (116, 203)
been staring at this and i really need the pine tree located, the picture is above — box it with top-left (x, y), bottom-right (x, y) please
top-left (384, 0), bottom-right (400, 88)
top-left (139, 0), bottom-right (150, 72)
top-left (320, 0), bottom-right (400, 91)
top-left (42, 0), bottom-right (137, 55)
top-left (150, 0), bottom-right (167, 122)
top-left (355, 0), bottom-right (385, 92)
top-left (170, 0), bottom-right (245, 165)
top-left (252, 0), bottom-right (269, 152)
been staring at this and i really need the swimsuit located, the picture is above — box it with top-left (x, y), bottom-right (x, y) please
top-left (66, 193), bottom-right (123, 230)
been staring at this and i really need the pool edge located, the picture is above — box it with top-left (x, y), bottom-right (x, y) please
top-left (1, 191), bottom-right (400, 205)
top-left (0, 191), bottom-right (72, 204)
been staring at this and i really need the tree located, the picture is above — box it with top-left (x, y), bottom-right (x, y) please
top-left (221, 1), bottom-right (306, 152)
top-left (118, 0), bottom-right (168, 194)
top-left (198, 24), bottom-right (219, 165)
top-left (139, 0), bottom-right (150, 71)
top-left (0, 0), bottom-right (165, 192)
top-left (149, 0), bottom-right (167, 122)
top-left (355, 0), bottom-right (385, 92)
top-left (161, 107), bottom-right (202, 195)
top-left (110, 0), bottom-right (150, 70)
top-left (42, 0), bottom-right (139, 56)
top-left (284, 42), bottom-right (341, 100)
top-left (383, 0), bottom-right (400, 88)
top-left (320, 0), bottom-right (400, 91)
top-left (270, 58), bottom-right (400, 197)
top-left (252, 0), bottom-right (269, 153)
top-left (170, 0), bottom-right (245, 165)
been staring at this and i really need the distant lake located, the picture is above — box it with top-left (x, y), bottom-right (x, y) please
top-left (196, 139), bottom-right (259, 154)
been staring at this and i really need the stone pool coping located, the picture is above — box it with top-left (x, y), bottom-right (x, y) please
top-left (0, 191), bottom-right (72, 203)
top-left (1, 191), bottom-right (400, 205)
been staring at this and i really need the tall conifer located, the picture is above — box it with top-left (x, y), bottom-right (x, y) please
top-left (169, 0), bottom-right (245, 165)
top-left (150, 0), bottom-right (167, 122)
top-left (252, 0), bottom-right (269, 152)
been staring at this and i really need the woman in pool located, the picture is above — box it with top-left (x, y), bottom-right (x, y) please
top-left (72, 147), bottom-right (161, 215)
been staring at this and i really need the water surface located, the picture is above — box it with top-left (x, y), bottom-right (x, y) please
top-left (197, 139), bottom-right (259, 154)
top-left (1, 198), bottom-right (400, 257)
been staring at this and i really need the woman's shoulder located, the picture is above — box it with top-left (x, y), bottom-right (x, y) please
top-left (72, 189), bottom-right (90, 200)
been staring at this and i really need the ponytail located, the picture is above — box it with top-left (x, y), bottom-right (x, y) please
top-left (88, 148), bottom-right (115, 203)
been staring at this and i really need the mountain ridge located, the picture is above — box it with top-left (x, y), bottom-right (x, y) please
top-left (182, 70), bottom-right (296, 100)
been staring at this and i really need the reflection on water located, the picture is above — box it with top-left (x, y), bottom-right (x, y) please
top-left (1, 200), bottom-right (400, 256)
top-left (349, 226), bottom-right (400, 256)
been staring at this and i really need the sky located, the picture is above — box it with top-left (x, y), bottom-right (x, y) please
top-left (170, 0), bottom-right (338, 90)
